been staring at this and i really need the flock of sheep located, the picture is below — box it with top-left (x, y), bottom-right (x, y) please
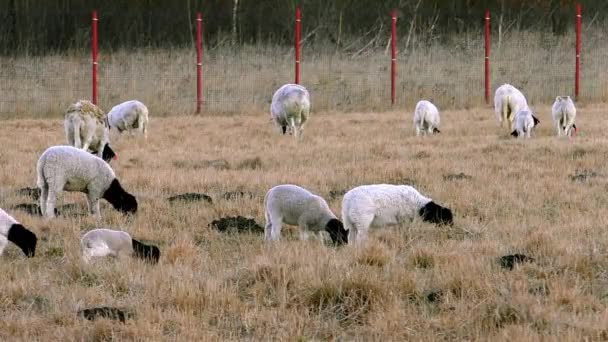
top-left (0, 82), bottom-right (578, 265)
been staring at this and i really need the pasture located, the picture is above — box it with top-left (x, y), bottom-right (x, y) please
top-left (1, 104), bottom-right (608, 340)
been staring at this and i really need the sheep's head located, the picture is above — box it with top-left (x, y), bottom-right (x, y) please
top-left (532, 115), bottom-right (540, 126)
top-left (433, 128), bottom-right (441, 134)
top-left (102, 144), bottom-right (117, 162)
top-left (131, 239), bottom-right (160, 264)
top-left (325, 218), bottom-right (348, 246)
top-left (510, 130), bottom-right (519, 138)
top-left (419, 201), bottom-right (453, 226)
top-left (7, 223), bottom-right (37, 257)
top-left (103, 179), bottom-right (138, 215)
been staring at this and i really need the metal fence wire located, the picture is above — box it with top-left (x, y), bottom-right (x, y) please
top-left (1, 8), bottom-right (607, 118)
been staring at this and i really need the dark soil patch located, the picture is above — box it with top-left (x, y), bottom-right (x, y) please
top-left (221, 191), bottom-right (255, 200)
top-left (500, 254), bottom-right (534, 270)
top-left (16, 187), bottom-right (40, 200)
top-left (443, 172), bottom-right (473, 181)
top-left (209, 216), bottom-right (264, 234)
top-left (569, 169), bottom-right (602, 182)
top-left (236, 157), bottom-right (263, 170)
top-left (167, 193), bottom-right (213, 204)
top-left (77, 307), bottom-right (135, 323)
top-left (425, 290), bottom-right (444, 303)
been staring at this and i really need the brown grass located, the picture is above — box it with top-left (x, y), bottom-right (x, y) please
top-left (2, 29), bottom-right (608, 119)
top-left (1, 103), bottom-right (608, 340)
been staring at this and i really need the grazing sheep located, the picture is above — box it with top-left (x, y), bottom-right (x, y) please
top-left (270, 84), bottom-right (310, 139)
top-left (551, 96), bottom-right (577, 137)
top-left (510, 109), bottom-right (540, 139)
top-left (341, 184), bottom-right (453, 245)
top-left (413, 100), bottom-right (441, 136)
top-left (0, 208), bottom-right (37, 257)
top-left (80, 228), bottom-right (159, 263)
top-left (64, 100), bottom-right (112, 160)
top-left (264, 184), bottom-right (348, 245)
top-left (36, 146), bottom-right (137, 218)
top-left (494, 84), bottom-right (530, 128)
top-left (107, 100), bottom-right (149, 138)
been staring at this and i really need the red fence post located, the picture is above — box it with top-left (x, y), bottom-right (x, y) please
top-left (575, 4), bottom-right (581, 100)
top-left (391, 9), bottom-right (397, 106)
top-left (196, 12), bottom-right (202, 114)
top-left (91, 10), bottom-right (98, 105)
top-left (484, 9), bottom-right (490, 104)
top-left (295, 7), bottom-right (301, 84)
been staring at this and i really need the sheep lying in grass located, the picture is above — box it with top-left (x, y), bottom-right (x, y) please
top-left (107, 100), bottom-right (149, 139)
top-left (494, 84), bottom-right (530, 128)
top-left (510, 109), bottom-right (540, 139)
top-left (0, 208), bottom-right (37, 257)
top-left (270, 84), bottom-right (310, 139)
top-left (37, 146), bottom-right (137, 218)
top-left (413, 100), bottom-right (441, 136)
top-left (264, 184), bottom-right (348, 245)
top-left (65, 100), bottom-right (113, 161)
top-left (551, 96), bottom-right (577, 137)
top-left (341, 184), bottom-right (453, 245)
top-left (81, 228), bottom-right (159, 263)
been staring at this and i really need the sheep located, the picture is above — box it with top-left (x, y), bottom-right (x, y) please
top-left (494, 84), bottom-right (530, 128)
top-left (64, 100), bottom-right (113, 160)
top-left (80, 228), bottom-right (160, 263)
top-left (264, 184), bottom-right (348, 245)
top-left (551, 96), bottom-right (577, 137)
top-left (107, 100), bottom-right (149, 139)
top-left (270, 84), bottom-right (310, 139)
top-left (0, 208), bottom-right (37, 257)
top-left (413, 100), bottom-right (441, 136)
top-left (510, 109), bottom-right (540, 139)
top-left (341, 184), bottom-right (453, 245)
top-left (36, 145), bottom-right (137, 218)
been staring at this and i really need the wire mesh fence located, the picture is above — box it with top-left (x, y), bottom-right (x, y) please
top-left (1, 9), bottom-right (607, 118)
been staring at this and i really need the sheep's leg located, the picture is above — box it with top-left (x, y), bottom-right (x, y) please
top-left (86, 194), bottom-right (101, 218)
top-left (39, 184), bottom-right (48, 216)
top-left (350, 214), bottom-right (374, 245)
top-left (264, 211), bottom-right (282, 241)
top-left (0, 236), bottom-right (8, 256)
top-left (45, 189), bottom-right (58, 218)
top-left (415, 124), bottom-right (421, 136)
top-left (141, 118), bottom-right (148, 139)
top-left (72, 121), bottom-right (82, 148)
top-left (555, 121), bottom-right (562, 136)
top-left (81, 131), bottom-right (94, 152)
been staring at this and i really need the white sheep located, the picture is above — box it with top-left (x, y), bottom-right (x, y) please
top-left (80, 228), bottom-right (160, 263)
top-left (64, 100), bottom-right (113, 161)
top-left (264, 184), bottom-right (348, 245)
top-left (510, 109), bottom-right (540, 139)
top-left (494, 84), bottom-right (530, 128)
top-left (551, 96), bottom-right (577, 137)
top-left (0, 208), bottom-right (37, 257)
top-left (107, 100), bottom-right (149, 139)
top-left (270, 84), bottom-right (310, 139)
top-left (341, 184), bottom-right (453, 245)
top-left (36, 146), bottom-right (137, 218)
top-left (413, 100), bottom-right (441, 136)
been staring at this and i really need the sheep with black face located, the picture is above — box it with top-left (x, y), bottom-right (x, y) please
top-left (341, 184), bottom-right (453, 245)
top-left (81, 228), bottom-right (159, 263)
top-left (36, 145), bottom-right (137, 218)
top-left (264, 184), bottom-right (348, 245)
top-left (0, 208), bottom-right (37, 257)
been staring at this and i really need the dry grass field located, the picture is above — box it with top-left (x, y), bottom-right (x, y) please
top-left (1, 103), bottom-right (608, 340)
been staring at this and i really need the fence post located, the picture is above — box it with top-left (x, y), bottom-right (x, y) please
top-left (295, 7), bottom-right (301, 84)
top-left (196, 12), bottom-right (202, 114)
top-left (91, 10), bottom-right (98, 105)
top-left (484, 9), bottom-right (490, 104)
top-left (391, 9), bottom-right (397, 106)
top-left (575, 4), bottom-right (581, 100)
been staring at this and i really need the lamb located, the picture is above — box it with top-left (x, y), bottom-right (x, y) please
top-left (264, 184), bottom-right (348, 245)
top-left (494, 84), bottom-right (530, 128)
top-left (64, 100), bottom-right (113, 161)
top-left (413, 100), bottom-right (441, 136)
top-left (0, 208), bottom-right (37, 257)
top-left (107, 100), bottom-right (149, 139)
top-left (341, 184), bottom-right (453, 245)
top-left (551, 96), bottom-right (577, 137)
top-left (270, 84), bottom-right (310, 139)
top-left (510, 109), bottom-right (540, 139)
top-left (36, 145), bottom-right (137, 218)
top-left (80, 228), bottom-right (160, 263)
